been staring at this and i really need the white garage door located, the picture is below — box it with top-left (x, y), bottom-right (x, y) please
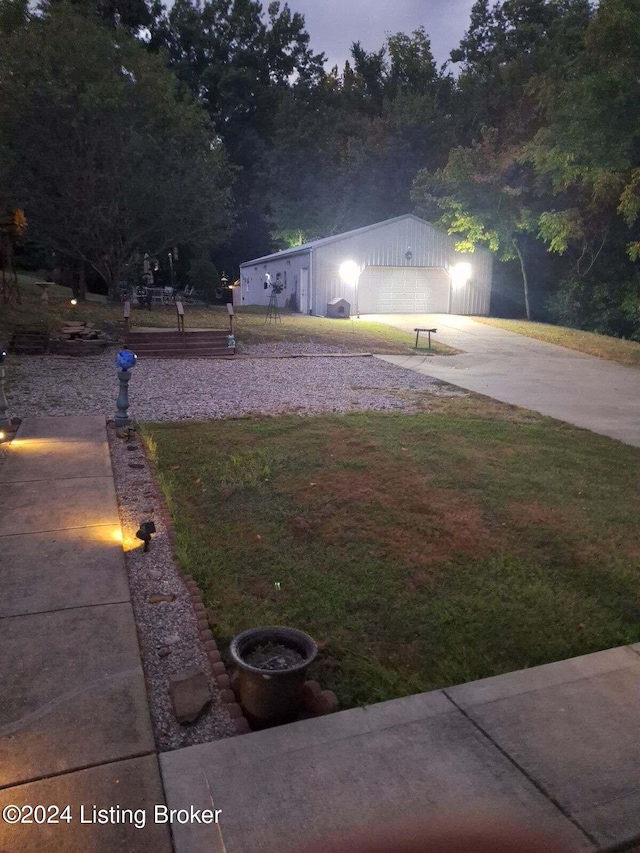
top-left (358, 266), bottom-right (450, 313)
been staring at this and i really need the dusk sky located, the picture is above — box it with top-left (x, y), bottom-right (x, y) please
top-left (286, 0), bottom-right (477, 70)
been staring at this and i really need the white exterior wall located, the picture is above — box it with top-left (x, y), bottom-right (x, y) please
top-left (239, 252), bottom-right (311, 308)
top-left (312, 217), bottom-right (492, 316)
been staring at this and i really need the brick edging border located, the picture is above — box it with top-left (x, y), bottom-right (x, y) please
top-left (130, 422), bottom-right (251, 736)
top-left (181, 575), bottom-right (251, 735)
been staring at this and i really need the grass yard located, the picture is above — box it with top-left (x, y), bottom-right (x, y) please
top-left (1, 273), bottom-right (455, 355)
top-left (143, 397), bottom-right (640, 708)
top-left (474, 316), bottom-right (640, 367)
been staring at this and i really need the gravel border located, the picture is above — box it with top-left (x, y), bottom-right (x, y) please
top-left (108, 423), bottom-right (238, 750)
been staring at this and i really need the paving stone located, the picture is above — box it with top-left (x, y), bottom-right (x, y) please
top-left (0, 527), bottom-right (129, 618)
top-left (0, 477), bottom-right (119, 536)
top-left (456, 660), bottom-right (640, 847)
top-left (160, 693), bottom-right (591, 853)
top-left (0, 438), bottom-right (113, 483)
top-left (169, 668), bottom-right (212, 724)
top-left (0, 754), bottom-right (172, 853)
top-left (0, 603), bottom-right (154, 787)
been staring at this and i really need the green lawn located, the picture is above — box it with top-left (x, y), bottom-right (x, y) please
top-left (142, 399), bottom-right (640, 708)
top-left (0, 274), bottom-right (454, 355)
top-left (474, 316), bottom-right (640, 367)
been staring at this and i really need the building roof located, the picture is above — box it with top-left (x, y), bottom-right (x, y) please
top-left (240, 214), bottom-right (437, 267)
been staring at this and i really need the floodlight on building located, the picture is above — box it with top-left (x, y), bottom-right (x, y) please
top-left (339, 261), bottom-right (360, 287)
top-left (451, 262), bottom-right (472, 288)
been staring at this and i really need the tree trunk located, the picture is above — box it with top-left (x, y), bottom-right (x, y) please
top-left (76, 261), bottom-right (87, 301)
top-left (513, 238), bottom-right (531, 321)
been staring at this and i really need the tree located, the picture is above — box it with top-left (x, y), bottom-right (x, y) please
top-left (148, 0), bottom-right (325, 270)
top-left (0, 2), bottom-right (233, 300)
top-left (413, 128), bottom-right (538, 318)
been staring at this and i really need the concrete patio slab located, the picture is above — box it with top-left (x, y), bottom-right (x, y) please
top-left (0, 476), bottom-right (119, 536)
top-left (160, 693), bottom-right (591, 853)
top-left (447, 654), bottom-right (640, 848)
top-left (0, 527), bottom-right (129, 618)
top-left (445, 646), bottom-right (640, 707)
top-left (0, 755), bottom-right (172, 852)
top-left (15, 415), bottom-right (108, 442)
top-left (0, 602), bottom-right (155, 788)
top-left (0, 437), bottom-right (113, 482)
top-left (371, 314), bottom-right (640, 447)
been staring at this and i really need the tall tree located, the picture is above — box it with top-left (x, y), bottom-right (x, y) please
top-left (413, 127), bottom-right (538, 318)
top-left (148, 0), bottom-right (325, 268)
top-left (0, 2), bottom-right (233, 300)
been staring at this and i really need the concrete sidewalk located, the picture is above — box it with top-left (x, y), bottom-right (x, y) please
top-left (161, 644), bottom-right (640, 853)
top-left (369, 313), bottom-right (640, 447)
top-left (0, 417), bottom-right (172, 852)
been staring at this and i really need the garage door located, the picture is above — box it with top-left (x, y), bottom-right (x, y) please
top-left (358, 266), bottom-right (450, 313)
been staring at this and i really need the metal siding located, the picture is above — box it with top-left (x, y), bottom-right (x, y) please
top-left (238, 252), bottom-right (311, 308)
top-left (312, 217), bottom-right (492, 315)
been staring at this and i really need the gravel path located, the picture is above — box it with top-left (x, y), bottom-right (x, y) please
top-left (6, 347), bottom-right (463, 421)
top-left (108, 425), bottom-right (237, 750)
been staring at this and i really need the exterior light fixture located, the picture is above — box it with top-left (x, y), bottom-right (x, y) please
top-left (227, 333), bottom-right (236, 349)
top-left (405, 248), bottom-right (413, 261)
top-left (0, 430), bottom-right (5, 442)
top-left (451, 262), bottom-right (472, 288)
top-left (70, 298), bottom-right (78, 306)
top-left (339, 261), bottom-right (360, 286)
top-left (135, 519), bottom-right (156, 552)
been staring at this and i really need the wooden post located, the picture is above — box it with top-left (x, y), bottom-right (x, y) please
top-left (123, 300), bottom-right (131, 336)
top-left (227, 302), bottom-right (234, 335)
top-left (176, 300), bottom-right (185, 334)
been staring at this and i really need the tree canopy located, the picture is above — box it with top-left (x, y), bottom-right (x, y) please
top-left (2, 0), bottom-right (639, 334)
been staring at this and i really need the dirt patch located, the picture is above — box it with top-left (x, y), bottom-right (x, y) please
top-left (292, 462), bottom-right (496, 572)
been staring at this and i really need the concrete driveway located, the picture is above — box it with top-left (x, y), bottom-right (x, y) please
top-left (365, 313), bottom-right (640, 447)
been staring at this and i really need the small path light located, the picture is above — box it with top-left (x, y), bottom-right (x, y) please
top-left (136, 519), bottom-right (156, 552)
top-left (114, 348), bottom-right (137, 430)
top-left (0, 347), bottom-right (12, 437)
top-left (226, 333), bottom-right (235, 350)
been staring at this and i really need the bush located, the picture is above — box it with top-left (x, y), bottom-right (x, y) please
top-left (188, 256), bottom-right (220, 303)
top-left (547, 276), bottom-right (640, 339)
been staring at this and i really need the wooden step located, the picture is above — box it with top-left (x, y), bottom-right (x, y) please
top-left (128, 330), bottom-right (229, 342)
top-left (9, 327), bottom-right (50, 355)
top-left (125, 328), bottom-right (235, 358)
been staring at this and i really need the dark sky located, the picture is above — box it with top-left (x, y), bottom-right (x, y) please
top-left (286, 0), bottom-right (476, 70)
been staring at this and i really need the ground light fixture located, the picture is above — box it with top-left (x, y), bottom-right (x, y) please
top-left (135, 520), bottom-right (156, 552)
top-left (70, 298), bottom-right (78, 305)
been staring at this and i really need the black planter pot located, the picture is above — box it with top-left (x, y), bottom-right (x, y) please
top-left (229, 626), bottom-right (318, 728)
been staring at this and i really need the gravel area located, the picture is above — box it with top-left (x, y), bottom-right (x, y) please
top-left (7, 347), bottom-right (464, 421)
top-left (108, 424), bottom-right (237, 750)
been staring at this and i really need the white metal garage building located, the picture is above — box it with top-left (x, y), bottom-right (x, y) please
top-left (237, 214), bottom-right (493, 316)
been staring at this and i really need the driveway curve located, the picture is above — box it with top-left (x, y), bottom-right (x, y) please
top-left (368, 313), bottom-right (640, 447)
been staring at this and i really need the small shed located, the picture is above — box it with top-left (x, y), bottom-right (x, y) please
top-left (238, 214), bottom-right (493, 316)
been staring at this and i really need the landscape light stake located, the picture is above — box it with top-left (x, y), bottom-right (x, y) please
top-left (136, 519), bottom-right (156, 552)
top-left (114, 349), bottom-right (137, 430)
top-left (0, 348), bottom-right (11, 434)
